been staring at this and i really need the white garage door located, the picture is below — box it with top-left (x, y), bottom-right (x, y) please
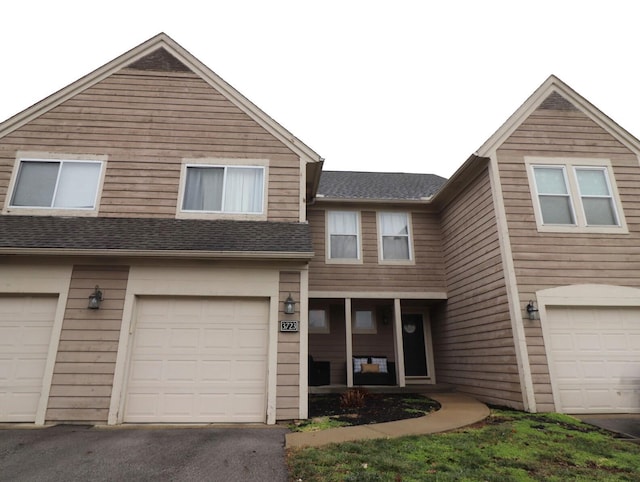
top-left (124, 297), bottom-right (269, 423)
top-left (0, 296), bottom-right (57, 422)
top-left (546, 306), bottom-right (640, 414)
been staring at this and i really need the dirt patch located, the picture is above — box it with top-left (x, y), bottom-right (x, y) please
top-left (309, 392), bottom-right (440, 426)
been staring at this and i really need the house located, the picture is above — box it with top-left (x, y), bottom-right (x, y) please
top-left (1, 34), bottom-right (638, 426)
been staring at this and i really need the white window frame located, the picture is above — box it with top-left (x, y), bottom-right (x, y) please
top-left (309, 309), bottom-right (330, 334)
top-left (3, 153), bottom-right (107, 217)
top-left (352, 309), bottom-right (377, 334)
top-left (526, 157), bottom-right (627, 234)
top-left (326, 210), bottom-right (362, 264)
top-left (377, 211), bottom-right (414, 264)
top-left (177, 158), bottom-right (268, 220)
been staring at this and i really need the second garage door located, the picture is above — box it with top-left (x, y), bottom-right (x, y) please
top-left (124, 297), bottom-right (269, 423)
top-left (546, 305), bottom-right (640, 414)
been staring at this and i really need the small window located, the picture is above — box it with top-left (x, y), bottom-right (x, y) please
top-left (529, 159), bottom-right (624, 232)
top-left (327, 211), bottom-right (360, 261)
top-left (533, 166), bottom-right (575, 225)
top-left (182, 165), bottom-right (264, 214)
top-left (309, 309), bottom-right (329, 334)
top-left (379, 212), bottom-right (412, 261)
top-left (10, 159), bottom-right (102, 209)
top-left (575, 168), bottom-right (618, 226)
top-left (352, 310), bottom-right (376, 334)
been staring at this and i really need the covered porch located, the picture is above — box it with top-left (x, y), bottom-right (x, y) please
top-left (308, 294), bottom-right (446, 390)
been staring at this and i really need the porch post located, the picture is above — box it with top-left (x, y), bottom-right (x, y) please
top-left (345, 298), bottom-right (353, 387)
top-left (393, 298), bottom-right (406, 387)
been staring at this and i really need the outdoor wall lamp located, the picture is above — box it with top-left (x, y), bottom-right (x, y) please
top-left (88, 285), bottom-right (103, 310)
top-left (526, 300), bottom-right (539, 320)
top-left (283, 293), bottom-right (296, 314)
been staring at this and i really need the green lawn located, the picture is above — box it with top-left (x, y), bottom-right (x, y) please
top-left (287, 409), bottom-right (640, 481)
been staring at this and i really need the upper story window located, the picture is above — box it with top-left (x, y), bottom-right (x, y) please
top-left (7, 158), bottom-right (103, 213)
top-left (181, 164), bottom-right (265, 216)
top-left (527, 157), bottom-right (627, 233)
top-left (378, 212), bottom-right (413, 262)
top-left (327, 210), bottom-right (361, 262)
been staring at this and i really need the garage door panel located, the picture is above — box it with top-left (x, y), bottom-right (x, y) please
top-left (547, 305), bottom-right (640, 413)
top-left (0, 296), bottom-right (57, 422)
top-left (203, 329), bottom-right (233, 347)
top-left (125, 297), bottom-right (268, 423)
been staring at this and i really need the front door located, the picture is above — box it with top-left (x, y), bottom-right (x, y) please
top-left (402, 314), bottom-right (428, 377)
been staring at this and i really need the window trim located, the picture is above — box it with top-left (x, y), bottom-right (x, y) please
top-left (526, 157), bottom-right (627, 234)
top-left (309, 309), bottom-right (330, 334)
top-left (377, 211), bottom-right (415, 264)
top-left (177, 158), bottom-right (268, 220)
top-left (3, 153), bottom-right (107, 217)
top-left (325, 210), bottom-right (362, 264)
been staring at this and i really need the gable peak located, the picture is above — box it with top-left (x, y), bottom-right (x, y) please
top-left (126, 47), bottom-right (191, 73)
top-left (538, 91), bottom-right (578, 111)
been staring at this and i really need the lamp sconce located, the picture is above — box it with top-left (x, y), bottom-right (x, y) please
top-left (283, 293), bottom-right (296, 315)
top-left (526, 300), bottom-right (539, 320)
top-left (88, 285), bottom-right (103, 310)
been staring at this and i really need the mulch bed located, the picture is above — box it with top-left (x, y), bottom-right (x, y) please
top-left (309, 391), bottom-right (440, 426)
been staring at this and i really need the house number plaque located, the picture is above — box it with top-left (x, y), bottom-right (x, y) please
top-left (279, 320), bottom-right (299, 332)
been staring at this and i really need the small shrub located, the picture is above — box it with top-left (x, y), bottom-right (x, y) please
top-left (340, 388), bottom-right (369, 409)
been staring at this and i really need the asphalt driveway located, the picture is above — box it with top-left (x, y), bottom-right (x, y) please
top-left (0, 424), bottom-right (289, 482)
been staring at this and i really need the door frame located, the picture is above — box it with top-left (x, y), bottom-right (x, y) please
top-left (0, 264), bottom-right (72, 425)
top-left (401, 310), bottom-right (436, 384)
top-left (537, 284), bottom-right (640, 413)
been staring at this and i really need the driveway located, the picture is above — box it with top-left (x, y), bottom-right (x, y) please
top-left (0, 425), bottom-right (289, 482)
top-left (578, 414), bottom-right (640, 441)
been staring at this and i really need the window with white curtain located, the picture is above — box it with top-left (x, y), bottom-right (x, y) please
top-left (182, 165), bottom-right (264, 214)
top-left (530, 162), bottom-right (622, 230)
top-left (10, 159), bottom-right (102, 209)
top-left (327, 211), bottom-right (360, 260)
top-left (379, 212), bottom-right (412, 261)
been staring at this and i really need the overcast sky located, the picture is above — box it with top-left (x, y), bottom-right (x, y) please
top-left (2, 1), bottom-right (638, 178)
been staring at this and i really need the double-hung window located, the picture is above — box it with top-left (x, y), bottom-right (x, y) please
top-left (379, 212), bottom-right (412, 261)
top-left (182, 165), bottom-right (264, 214)
top-left (528, 158), bottom-right (625, 232)
top-left (9, 159), bottom-right (102, 210)
top-left (327, 211), bottom-right (360, 261)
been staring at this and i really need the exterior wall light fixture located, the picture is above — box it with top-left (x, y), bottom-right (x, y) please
top-left (283, 293), bottom-right (296, 314)
top-left (88, 285), bottom-right (103, 309)
top-left (526, 300), bottom-right (539, 320)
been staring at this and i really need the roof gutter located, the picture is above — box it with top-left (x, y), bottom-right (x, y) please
top-left (0, 247), bottom-right (315, 260)
top-left (314, 196), bottom-right (434, 205)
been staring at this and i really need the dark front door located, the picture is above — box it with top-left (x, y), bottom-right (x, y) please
top-left (402, 314), bottom-right (428, 377)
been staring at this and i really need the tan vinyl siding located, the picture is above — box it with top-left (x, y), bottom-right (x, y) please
top-left (309, 303), bottom-right (348, 384)
top-left (433, 168), bottom-right (523, 408)
top-left (498, 104), bottom-right (640, 411)
top-left (277, 271), bottom-right (301, 420)
top-left (46, 265), bottom-right (128, 422)
top-left (308, 302), bottom-right (397, 385)
top-left (0, 69), bottom-right (301, 221)
top-left (308, 206), bottom-right (446, 292)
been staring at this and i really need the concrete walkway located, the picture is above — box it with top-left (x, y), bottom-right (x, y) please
top-left (286, 392), bottom-right (490, 448)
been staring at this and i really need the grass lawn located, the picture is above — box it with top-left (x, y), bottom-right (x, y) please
top-left (286, 408), bottom-right (640, 481)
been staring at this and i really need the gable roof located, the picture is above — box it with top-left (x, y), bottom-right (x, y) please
top-left (0, 216), bottom-right (313, 259)
top-left (432, 75), bottom-right (640, 208)
top-left (0, 33), bottom-right (322, 165)
top-left (475, 74), bottom-right (640, 157)
top-left (317, 171), bottom-right (447, 202)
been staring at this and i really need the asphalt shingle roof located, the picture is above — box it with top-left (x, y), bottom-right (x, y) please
top-left (317, 171), bottom-right (447, 200)
top-left (0, 216), bottom-right (313, 254)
